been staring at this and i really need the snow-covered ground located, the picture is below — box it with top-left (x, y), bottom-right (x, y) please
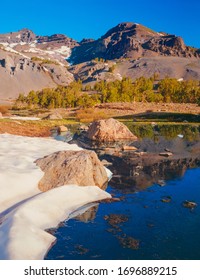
top-left (9, 116), bottom-right (41, 121)
top-left (0, 134), bottom-right (111, 259)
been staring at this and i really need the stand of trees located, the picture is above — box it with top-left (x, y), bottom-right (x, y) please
top-left (15, 77), bottom-right (200, 109)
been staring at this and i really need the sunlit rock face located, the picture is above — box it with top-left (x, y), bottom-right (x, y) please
top-left (35, 150), bottom-right (109, 191)
top-left (86, 118), bottom-right (137, 142)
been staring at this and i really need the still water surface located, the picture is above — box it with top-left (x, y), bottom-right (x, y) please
top-left (46, 124), bottom-right (200, 259)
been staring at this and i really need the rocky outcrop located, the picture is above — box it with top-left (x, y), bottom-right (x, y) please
top-left (35, 150), bottom-right (109, 191)
top-left (69, 22), bottom-right (200, 64)
top-left (0, 28), bottom-right (36, 44)
top-left (142, 35), bottom-right (196, 58)
top-left (37, 34), bottom-right (78, 48)
top-left (86, 118), bottom-right (137, 142)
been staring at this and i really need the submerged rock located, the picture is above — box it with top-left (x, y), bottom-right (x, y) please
top-left (35, 150), bottom-right (109, 191)
top-left (182, 200), bottom-right (197, 209)
top-left (161, 196), bottom-right (172, 203)
top-left (86, 118), bottom-right (137, 142)
top-left (104, 214), bottom-right (129, 228)
top-left (122, 145), bottom-right (138, 151)
top-left (117, 235), bottom-right (140, 250)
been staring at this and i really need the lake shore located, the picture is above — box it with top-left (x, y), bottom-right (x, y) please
top-left (0, 102), bottom-right (200, 137)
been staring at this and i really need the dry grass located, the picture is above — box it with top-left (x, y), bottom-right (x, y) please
top-left (0, 105), bottom-right (11, 115)
top-left (76, 108), bottom-right (109, 123)
top-left (0, 120), bottom-right (50, 137)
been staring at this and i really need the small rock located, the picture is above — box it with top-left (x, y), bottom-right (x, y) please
top-left (104, 214), bottom-right (128, 227)
top-left (161, 196), bottom-right (171, 203)
top-left (57, 125), bottom-right (68, 133)
top-left (177, 134), bottom-right (184, 138)
top-left (79, 124), bottom-right (89, 131)
top-left (122, 145), bottom-right (137, 151)
top-left (182, 200), bottom-right (197, 209)
top-left (159, 152), bottom-right (173, 157)
top-left (118, 235), bottom-right (140, 250)
top-left (158, 180), bottom-right (166, 187)
top-left (134, 151), bottom-right (147, 156)
top-left (74, 245), bottom-right (89, 255)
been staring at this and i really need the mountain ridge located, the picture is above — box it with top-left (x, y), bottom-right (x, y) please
top-left (0, 22), bottom-right (200, 100)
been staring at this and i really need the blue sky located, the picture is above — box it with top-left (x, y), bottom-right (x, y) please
top-left (0, 0), bottom-right (199, 47)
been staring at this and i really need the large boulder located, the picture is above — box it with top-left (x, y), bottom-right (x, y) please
top-left (35, 150), bottom-right (109, 191)
top-left (86, 118), bottom-right (137, 142)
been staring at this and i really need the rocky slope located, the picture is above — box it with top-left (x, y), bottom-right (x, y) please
top-left (0, 23), bottom-right (200, 100)
top-left (0, 49), bottom-right (74, 99)
top-left (70, 22), bottom-right (200, 64)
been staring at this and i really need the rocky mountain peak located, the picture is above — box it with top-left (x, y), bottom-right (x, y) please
top-left (101, 22), bottom-right (157, 41)
top-left (101, 22), bottom-right (137, 38)
top-left (70, 21), bottom-right (200, 64)
top-left (0, 28), bottom-right (36, 44)
top-left (17, 28), bottom-right (36, 42)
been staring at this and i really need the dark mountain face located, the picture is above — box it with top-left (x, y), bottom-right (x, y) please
top-left (69, 22), bottom-right (200, 64)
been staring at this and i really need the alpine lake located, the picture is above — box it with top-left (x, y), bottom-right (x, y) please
top-left (45, 112), bottom-right (200, 260)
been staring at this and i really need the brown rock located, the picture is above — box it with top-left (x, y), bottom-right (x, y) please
top-left (57, 125), bottom-right (68, 133)
top-left (118, 235), bottom-right (140, 250)
top-left (79, 124), bottom-right (89, 131)
top-left (122, 145), bottom-right (137, 151)
top-left (35, 150), bottom-right (109, 191)
top-left (86, 118), bottom-right (137, 142)
top-left (159, 152), bottom-right (173, 157)
top-left (182, 201), bottom-right (197, 209)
